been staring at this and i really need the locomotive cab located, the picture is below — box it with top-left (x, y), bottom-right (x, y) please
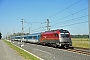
top-left (59, 30), bottom-right (72, 48)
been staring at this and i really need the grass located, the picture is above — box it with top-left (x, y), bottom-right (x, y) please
top-left (71, 38), bottom-right (89, 48)
top-left (4, 40), bottom-right (39, 60)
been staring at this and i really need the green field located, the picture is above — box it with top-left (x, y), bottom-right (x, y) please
top-left (4, 40), bottom-right (39, 60)
top-left (71, 38), bottom-right (89, 48)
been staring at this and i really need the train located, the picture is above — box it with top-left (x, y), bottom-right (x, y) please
top-left (11, 29), bottom-right (72, 48)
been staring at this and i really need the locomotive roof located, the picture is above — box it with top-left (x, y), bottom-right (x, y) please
top-left (43, 29), bottom-right (69, 34)
top-left (45, 29), bottom-right (68, 32)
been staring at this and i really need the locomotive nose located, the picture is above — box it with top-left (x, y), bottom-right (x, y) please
top-left (59, 38), bottom-right (72, 48)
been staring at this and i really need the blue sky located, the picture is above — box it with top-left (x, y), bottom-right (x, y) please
top-left (0, 0), bottom-right (88, 37)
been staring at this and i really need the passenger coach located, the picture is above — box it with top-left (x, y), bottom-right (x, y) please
top-left (27, 33), bottom-right (41, 43)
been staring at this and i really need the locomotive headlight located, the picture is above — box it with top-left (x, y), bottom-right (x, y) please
top-left (59, 44), bottom-right (61, 46)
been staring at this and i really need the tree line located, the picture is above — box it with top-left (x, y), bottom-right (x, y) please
top-left (0, 31), bottom-right (89, 40)
top-left (71, 35), bottom-right (89, 38)
top-left (6, 32), bottom-right (29, 39)
top-left (0, 32), bottom-right (89, 39)
top-left (0, 32), bottom-right (2, 39)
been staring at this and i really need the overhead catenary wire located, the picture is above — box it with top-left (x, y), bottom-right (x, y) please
top-left (57, 21), bottom-right (88, 27)
top-left (31, 20), bottom-right (88, 33)
top-left (51, 15), bottom-right (88, 25)
top-left (47, 0), bottom-right (82, 18)
top-left (50, 7), bottom-right (88, 23)
top-left (31, 19), bottom-right (51, 32)
top-left (31, 14), bottom-right (88, 33)
top-left (23, 19), bottom-right (46, 33)
top-left (31, 15), bottom-right (88, 33)
top-left (30, 28), bottom-right (46, 33)
top-left (31, 26), bottom-right (45, 31)
top-left (32, 17), bottom-right (88, 32)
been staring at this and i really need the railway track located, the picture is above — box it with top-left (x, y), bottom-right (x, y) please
top-left (37, 43), bottom-right (90, 56)
top-left (43, 43), bottom-right (90, 56)
top-left (61, 47), bottom-right (90, 56)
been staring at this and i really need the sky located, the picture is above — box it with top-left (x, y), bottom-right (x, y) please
top-left (0, 0), bottom-right (88, 38)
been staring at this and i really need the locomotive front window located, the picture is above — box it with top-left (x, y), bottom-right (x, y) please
top-left (61, 33), bottom-right (69, 38)
top-left (60, 30), bottom-right (69, 33)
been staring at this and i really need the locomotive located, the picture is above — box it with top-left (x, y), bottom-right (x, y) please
top-left (40, 29), bottom-right (72, 48)
top-left (11, 29), bottom-right (72, 48)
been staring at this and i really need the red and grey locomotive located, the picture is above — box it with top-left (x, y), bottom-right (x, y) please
top-left (40, 29), bottom-right (72, 48)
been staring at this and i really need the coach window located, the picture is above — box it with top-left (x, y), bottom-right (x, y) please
top-left (24, 37), bottom-right (27, 39)
top-left (32, 36), bottom-right (37, 39)
top-left (28, 36), bottom-right (32, 39)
